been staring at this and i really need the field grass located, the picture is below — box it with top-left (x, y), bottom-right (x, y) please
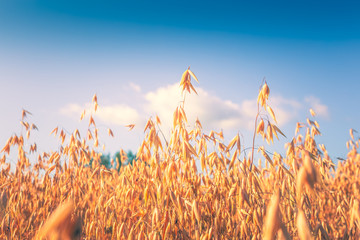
top-left (1, 68), bottom-right (359, 239)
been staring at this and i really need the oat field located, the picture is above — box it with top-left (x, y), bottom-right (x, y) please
top-left (1, 69), bottom-right (359, 239)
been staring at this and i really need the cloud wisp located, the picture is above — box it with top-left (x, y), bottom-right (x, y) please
top-left (59, 82), bottom-right (329, 135)
top-left (305, 96), bottom-right (329, 119)
top-left (59, 103), bottom-right (141, 126)
top-left (144, 83), bottom-right (312, 132)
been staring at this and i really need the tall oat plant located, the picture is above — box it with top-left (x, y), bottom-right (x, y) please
top-left (1, 68), bottom-right (359, 239)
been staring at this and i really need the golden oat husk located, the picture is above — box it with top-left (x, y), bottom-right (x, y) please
top-left (297, 209), bottom-right (313, 240)
top-left (2, 69), bottom-right (358, 239)
top-left (35, 201), bottom-right (81, 240)
top-left (256, 119), bottom-right (265, 134)
top-left (263, 189), bottom-right (281, 240)
top-left (309, 108), bottom-right (316, 117)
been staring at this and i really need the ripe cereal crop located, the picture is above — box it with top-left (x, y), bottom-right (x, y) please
top-left (1, 68), bottom-right (360, 239)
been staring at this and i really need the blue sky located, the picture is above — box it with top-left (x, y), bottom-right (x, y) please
top-left (1, 1), bottom-right (359, 163)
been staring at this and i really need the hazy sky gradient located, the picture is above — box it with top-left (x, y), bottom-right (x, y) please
top-left (1, 1), bottom-right (359, 163)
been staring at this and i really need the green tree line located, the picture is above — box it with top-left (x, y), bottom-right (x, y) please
top-left (89, 150), bottom-right (136, 171)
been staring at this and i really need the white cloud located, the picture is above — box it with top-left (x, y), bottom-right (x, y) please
top-left (96, 104), bottom-right (140, 125)
top-left (144, 83), bottom-right (303, 133)
top-left (59, 103), bottom-right (83, 117)
top-left (144, 84), bottom-right (181, 118)
top-left (59, 82), bottom-right (317, 137)
top-left (59, 103), bottom-right (140, 126)
top-left (129, 82), bottom-right (141, 92)
top-left (269, 96), bottom-right (302, 125)
top-left (144, 84), bottom-right (247, 132)
top-left (305, 96), bottom-right (329, 119)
